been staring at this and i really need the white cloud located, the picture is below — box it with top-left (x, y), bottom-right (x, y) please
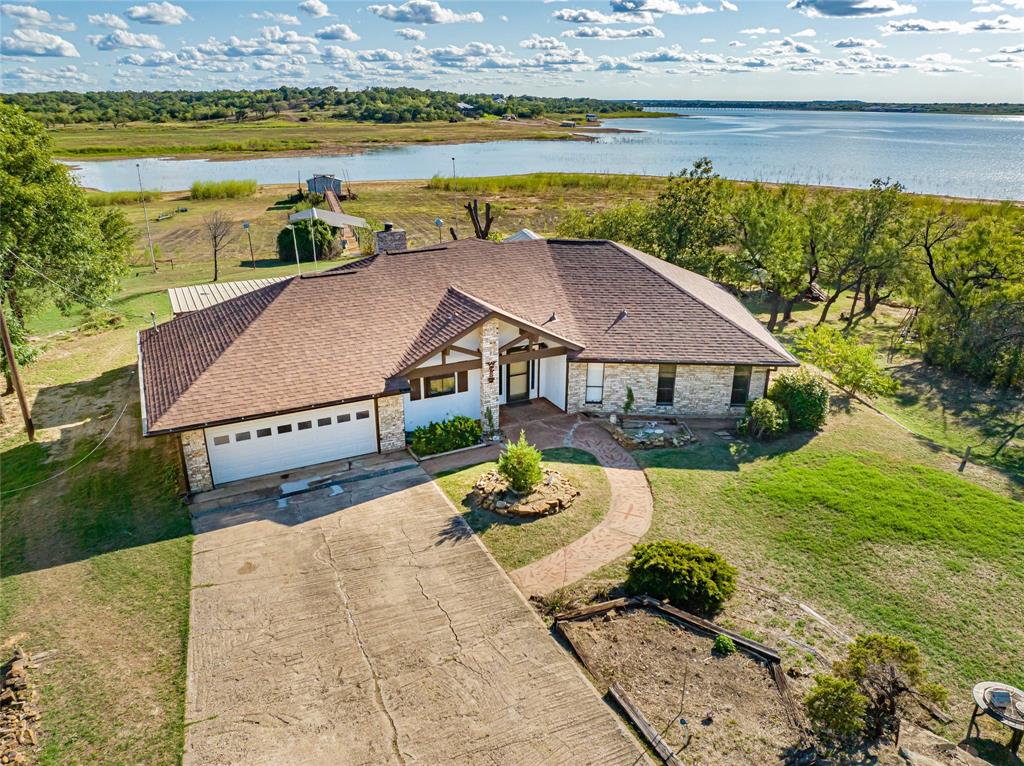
top-left (608, 0), bottom-right (715, 14)
top-left (780, 36), bottom-right (820, 52)
top-left (124, 2), bottom-right (192, 25)
top-left (395, 27), bottom-right (426, 39)
top-left (788, 0), bottom-right (915, 18)
top-left (315, 23), bottom-right (360, 40)
top-left (740, 26), bottom-right (780, 35)
top-left (720, 0), bottom-right (738, 10)
top-left (1, 4), bottom-right (75, 31)
top-left (596, 55), bottom-right (648, 71)
top-left (88, 29), bottom-right (165, 50)
top-left (699, 36), bottom-right (716, 42)
top-left (999, 43), bottom-right (1024, 52)
top-left (88, 13), bottom-right (129, 30)
top-left (368, 1), bottom-right (483, 24)
top-left (1, 28), bottom-right (79, 56)
top-left (880, 14), bottom-right (1024, 33)
top-left (248, 11), bottom-right (301, 25)
top-left (117, 49), bottom-right (180, 66)
top-left (792, 27), bottom-right (816, 36)
top-left (298, 0), bottom-right (332, 18)
top-left (552, 8), bottom-right (656, 23)
top-left (984, 51), bottom-right (1024, 67)
top-left (972, 3), bottom-right (1004, 11)
top-left (833, 36), bottom-right (883, 46)
top-left (562, 24), bottom-right (664, 38)
top-left (4, 63), bottom-right (90, 86)
top-left (520, 33), bottom-right (568, 49)
top-left (728, 39), bottom-right (746, 46)
top-left (358, 47), bottom-right (404, 61)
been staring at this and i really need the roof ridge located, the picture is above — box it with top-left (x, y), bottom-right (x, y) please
top-left (605, 240), bottom-right (796, 365)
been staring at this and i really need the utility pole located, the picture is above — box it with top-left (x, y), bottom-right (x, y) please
top-left (243, 221), bottom-right (255, 269)
top-left (286, 225), bottom-right (302, 277)
top-left (451, 156), bottom-right (457, 191)
top-left (136, 162), bottom-right (157, 271)
top-left (0, 301), bottom-right (34, 441)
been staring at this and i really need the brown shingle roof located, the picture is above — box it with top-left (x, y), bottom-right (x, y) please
top-left (139, 239), bottom-right (797, 434)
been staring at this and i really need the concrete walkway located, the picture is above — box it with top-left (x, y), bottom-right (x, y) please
top-left (509, 420), bottom-right (654, 597)
top-left (186, 464), bottom-right (648, 765)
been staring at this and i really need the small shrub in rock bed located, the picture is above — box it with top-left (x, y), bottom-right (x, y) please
top-left (805, 675), bottom-right (867, 739)
top-left (713, 634), bottom-right (737, 656)
top-left (768, 370), bottom-right (829, 431)
top-left (497, 431), bottom-right (543, 493)
top-left (625, 540), bottom-right (737, 615)
top-left (410, 415), bottom-right (482, 457)
top-left (740, 398), bottom-right (789, 440)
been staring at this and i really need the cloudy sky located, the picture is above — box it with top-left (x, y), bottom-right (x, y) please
top-left (1, 0), bottom-right (1022, 100)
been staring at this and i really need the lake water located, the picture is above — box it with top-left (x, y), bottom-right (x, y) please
top-left (69, 108), bottom-right (1024, 200)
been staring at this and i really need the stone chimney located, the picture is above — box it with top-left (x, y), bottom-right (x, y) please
top-left (373, 222), bottom-right (407, 254)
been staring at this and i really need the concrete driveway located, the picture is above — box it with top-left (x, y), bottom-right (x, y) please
top-left (185, 459), bottom-right (646, 765)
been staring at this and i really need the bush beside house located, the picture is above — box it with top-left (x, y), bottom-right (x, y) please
top-left (738, 370), bottom-right (830, 440)
top-left (410, 415), bottom-right (482, 457)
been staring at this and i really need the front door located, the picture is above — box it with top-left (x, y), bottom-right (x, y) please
top-left (506, 361), bottom-right (530, 403)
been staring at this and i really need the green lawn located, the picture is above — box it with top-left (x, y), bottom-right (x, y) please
top-left (1, 317), bottom-right (192, 765)
top-left (633, 402), bottom-right (1023, 700)
top-left (434, 447), bottom-right (610, 571)
top-left (744, 291), bottom-right (1024, 477)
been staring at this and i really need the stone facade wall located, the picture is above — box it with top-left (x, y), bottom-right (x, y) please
top-left (479, 319), bottom-right (500, 434)
top-left (750, 368), bottom-right (768, 400)
top-left (566, 362), bottom-right (767, 417)
top-left (377, 395), bottom-right (406, 452)
top-left (180, 429), bottom-right (213, 493)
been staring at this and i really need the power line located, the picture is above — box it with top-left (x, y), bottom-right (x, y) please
top-left (1, 248), bottom-right (150, 321)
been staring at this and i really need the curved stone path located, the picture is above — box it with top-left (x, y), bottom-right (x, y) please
top-left (510, 420), bottom-right (654, 597)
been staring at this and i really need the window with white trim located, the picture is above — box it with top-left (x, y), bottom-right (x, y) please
top-left (585, 363), bottom-right (605, 404)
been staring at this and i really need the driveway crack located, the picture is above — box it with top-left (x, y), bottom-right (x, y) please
top-left (317, 528), bottom-right (409, 766)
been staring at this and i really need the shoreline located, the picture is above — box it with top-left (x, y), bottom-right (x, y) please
top-left (51, 116), bottom-right (664, 163)
top-left (88, 176), bottom-right (1021, 207)
top-left (57, 127), bottom-right (647, 164)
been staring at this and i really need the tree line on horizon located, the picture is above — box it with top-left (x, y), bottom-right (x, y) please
top-left (1, 86), bottom-right (635, 127)
top-left (558, 158), bottom-right (1024, 392)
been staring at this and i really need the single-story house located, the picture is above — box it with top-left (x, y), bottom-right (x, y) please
top-left (138, 235), bottom-right (797, 492)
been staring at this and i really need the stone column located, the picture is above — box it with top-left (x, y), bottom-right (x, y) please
top-left (180, 429), bottom-right (213, 493)
top-left (479, 318), bottom-right (500, 435)
top-left (376, 395), bottom-right (406, 452)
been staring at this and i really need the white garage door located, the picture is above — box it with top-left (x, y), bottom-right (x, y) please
top-left (204, 400), bottom-right (378, 486)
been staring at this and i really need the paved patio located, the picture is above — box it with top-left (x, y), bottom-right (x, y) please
top-left (185, 461), bottom-right (648, 765)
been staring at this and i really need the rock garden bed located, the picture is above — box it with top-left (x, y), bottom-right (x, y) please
top-left (596, 416), bottom-right (697, 450)
top-left (471, 468), bottom-right (579, 517)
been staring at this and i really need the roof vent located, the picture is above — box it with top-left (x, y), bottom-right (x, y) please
top-left (617, 309), bottom-right (628, 322)
top-left (383, 221), bottom-right (394, 232)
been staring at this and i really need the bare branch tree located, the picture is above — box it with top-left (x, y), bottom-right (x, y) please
top-left (203, 212), bottom-right (234, 282)
top-left (464, 199), bottom-right (495, 239)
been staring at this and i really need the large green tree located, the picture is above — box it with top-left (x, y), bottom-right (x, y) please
top-left (652, 157), bottom-right (733, 280)
top-left (730, 183), bottom-right (808, 332)
top-left (0, 103), bottom-right (132, 388)
top-left (911, 204), bottom-right (1024, 389)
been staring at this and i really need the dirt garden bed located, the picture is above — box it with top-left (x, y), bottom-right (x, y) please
top-left (559, 606), bottom-right (805, 764)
